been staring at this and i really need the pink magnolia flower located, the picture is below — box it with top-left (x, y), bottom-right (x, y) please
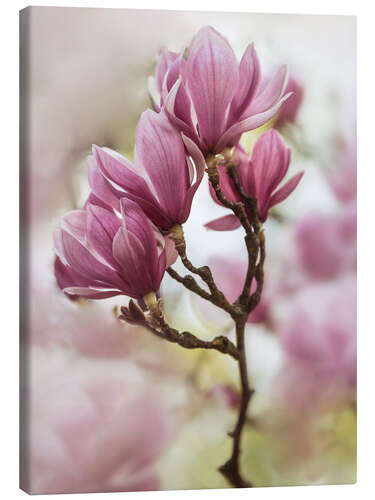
top-left (295, 202), bottom-right (356, 280)
top-left (54, 198), bottom-right (176, 300)
top-left (88, 109), bottom-right (205, 232)
top-left (152, 26), bottom-right (291, 156)
top-left (206, 129), bottom-right (303, 229)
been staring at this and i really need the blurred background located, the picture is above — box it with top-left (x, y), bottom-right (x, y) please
top-left (20, 7), bottom-right (356, 493)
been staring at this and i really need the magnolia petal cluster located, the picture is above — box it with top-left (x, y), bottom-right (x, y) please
top-left (152, 26), bottom-right (291, 155)
top-left (89, 110), bottom-right (205, 231)
top-left (207, 129), bottom-right (303, 230)
top-left (54, 199), bottom-right (176, 300)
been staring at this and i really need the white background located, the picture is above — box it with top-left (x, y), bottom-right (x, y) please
top-left (1, 0), bottom-right (373, 499)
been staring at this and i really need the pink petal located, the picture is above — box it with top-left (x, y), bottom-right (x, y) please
top-left (205, 214), bottom-right (241, 231)
top-left (54, 256), bottom-right (90, 293)
top-left (120, 198), bottom-right (158, 271)
top-left (186, 26), bottom-right (239, 152)
top-left (156, 50), bottom-right (179, 94)
top-left (93, 146), bottom-right (158, 205)
top-left (135, 110), bottom-right (188, 217)
top-left (86, 204), bottom-right (121, 269)
top-left (249, 65), bottom-right (289, 115)
top-left (164, 58), bottom-right (194, 129)
top-left (230, 43), bottom-right (261, 121)
top-left (163, 235), bottom-right (178, 267)
top-left (83, 192), bottom-right (113, 212)
top-left (269, 171), bottom-right (304, 207)
top-left (61, 230), bottom-right (124, 290)
top-left (112, 227), bottom-right (151, 298)
top-left (163, 78), bottom-right (200, 145)
top-left (215, 92), bottom-right (292, 153)
top-left (178, 134), bottom-right (206, 222)
top-left (87, 157), bottom-right (122, 212)
top-left (117, 191), bottom-right (172, 231)
top-left (61, 210), bottom-right (87, 243)
top-left (251, 129), bottom-right (291, 202)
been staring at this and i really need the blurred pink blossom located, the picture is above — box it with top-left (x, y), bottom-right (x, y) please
top-left (327, 144), bottom-right (357, 204)
top-left (278, 277), bottom-right (356, 412)
top-left (23, 347), bottom-right (174, 494)
top-left (295, 202), bottom-right (356, 281)
top-left (275, 76), bottom-right (304, 126)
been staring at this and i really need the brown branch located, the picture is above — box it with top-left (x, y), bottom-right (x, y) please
top-left (219, 318), bottom-right (254, 488)
top-left (145, 299), bottom-right (240, 360)
top-left (226, 163), bottom-right (264, 308)
top-left (166, 266), bottom-right (234, 316)
top-left (205, 153), bottom-right (267, 488)
top-left (170, 225), bottom-right (234, 315)
top-left (166, 267), bottom-right (212, 302)
top-left (121, 153), bottom-right (268, 489)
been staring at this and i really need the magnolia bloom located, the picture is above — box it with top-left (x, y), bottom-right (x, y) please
top-left (54, 198), bottom-right (176, 300)
top-left (88, 109), bottom-right (205, 232)
top-left (150, 26), bottom-right (291, 156)
top-left (206, 129), bottom-right (303, 229)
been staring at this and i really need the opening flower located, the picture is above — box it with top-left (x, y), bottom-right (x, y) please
top-left (152, 26), bottom-right (291, 156)
top-left (88, 109), bottom-right (205, 232)
top-left (206, 129), bottom-right (304, 230)
top-left (54, 198), bottom-right (176, 300)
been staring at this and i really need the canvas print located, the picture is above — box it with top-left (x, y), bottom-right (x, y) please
top-left (20, 7), bottom-right (356, 494)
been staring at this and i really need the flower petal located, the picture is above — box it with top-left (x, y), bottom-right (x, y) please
top-left (87, 156), bottom-right (122, 211)
top-left (177, 134), bottom-right (206, 222)
top-left (164, 78), bottom-right (200, 146)
top-left (120, 198), bottom-right (158, 271)
top-left (186, 26), bottom-right (239, 152)
top-left (135, 109), bottom-right (188, 218)
top-left (61, 229), bottom-right (124, 289)
top-left (61, 210), bottom-right (87, 243)
top-left (156, 49), bottom-right (179, 94)
top-left (54, 256), bottom-right (90, 291)
top-left (112, 227), bottom-right (150, 298)
top-left (249, 65), bottom-right (289, 115)
top-left (205, 214), bottom-right (242, 231)
top-left (269, 171), bottom-right (304, 207)
top-left (86, 204), bottom-right (121, 268)
top-left (215, 92), bottom-right (292, 153)
top-left (230, 43), bottom-right (261, 121)
top-left (93, 146), bottom-right (158, 205)
top-left (251, 129), bottom-right (291, 202)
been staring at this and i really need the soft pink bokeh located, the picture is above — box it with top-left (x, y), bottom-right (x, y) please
top-left (24, 347), bottom-right (174, 494)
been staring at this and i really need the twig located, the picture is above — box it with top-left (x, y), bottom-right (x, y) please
top-left (170, 224), bottom-right (234, 315)
top-left (145, 298), bottom-right (240, 360)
